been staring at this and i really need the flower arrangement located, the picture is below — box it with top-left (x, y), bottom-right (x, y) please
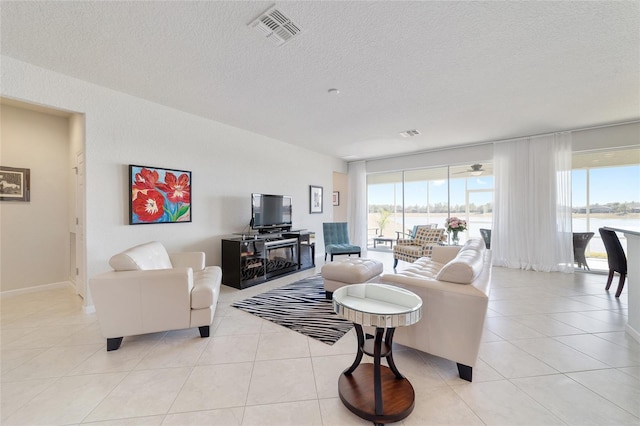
top-left (445, 217), bottom-right (467, 245)
top-left (445, 217), bottom-right (467, 233)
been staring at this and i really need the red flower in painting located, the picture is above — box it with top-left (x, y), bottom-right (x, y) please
top-left (156, 172), bottom-right (191, 203)
top-left (132, 189), bottom-right (165, 222)
top-left (133, 168), bottom-right (159, 190)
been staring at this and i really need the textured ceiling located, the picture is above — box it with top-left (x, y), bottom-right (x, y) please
top-left (1, 1), bottom-right (638, 161)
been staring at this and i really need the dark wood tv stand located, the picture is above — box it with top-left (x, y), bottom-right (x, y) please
top-left (221, 229), bottom-right (315, 289)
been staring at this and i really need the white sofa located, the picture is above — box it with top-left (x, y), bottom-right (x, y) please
top-left (377, 238), bottom-right (491, 382)
top-left (90, 241), bottom-right (222, 351)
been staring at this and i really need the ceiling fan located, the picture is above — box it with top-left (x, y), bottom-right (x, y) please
top-left (453, 164), bottom-right (485, 176)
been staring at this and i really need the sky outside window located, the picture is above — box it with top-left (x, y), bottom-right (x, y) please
top-left (592, 165), bottom-right (639, 204)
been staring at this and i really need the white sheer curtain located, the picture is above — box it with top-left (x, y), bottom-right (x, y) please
top-left (348, 161), bottom-right (368, 257)
top-left (493, 132), bottom-right (573, 272)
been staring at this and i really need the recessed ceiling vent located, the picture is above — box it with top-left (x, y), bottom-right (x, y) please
top-left (399, 129), bottom-right (421, 137)
top-left (249, 5), bottom-right (302, 46)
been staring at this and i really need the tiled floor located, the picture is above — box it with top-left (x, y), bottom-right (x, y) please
top-left (2, 250), bottom-right (639, 425)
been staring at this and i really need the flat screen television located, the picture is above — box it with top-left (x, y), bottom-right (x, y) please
top-left (251, 193), bottom-right (292, 232)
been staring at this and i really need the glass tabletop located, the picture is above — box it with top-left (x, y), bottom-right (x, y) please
top-left (333, 283), bottom-right (422, 328)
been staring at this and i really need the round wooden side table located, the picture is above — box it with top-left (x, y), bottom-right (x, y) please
top-left (333, 283), bottom-right (422, 426)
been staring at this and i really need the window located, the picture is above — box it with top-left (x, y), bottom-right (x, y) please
top-left (367, 163), bottom-right (494, 246)
top-left (367, 172), bottom-right (403, 240)
top-left (404, 167), bottom-right (449, 236)
top-left (572, 147), bottom-right (640, 271)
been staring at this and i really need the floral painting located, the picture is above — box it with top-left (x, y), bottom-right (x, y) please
top-left (129, 165), bottom-right (191, 224)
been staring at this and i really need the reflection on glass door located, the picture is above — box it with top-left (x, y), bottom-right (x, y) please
top-left (467, 189), bottom-right (493, 240)
top-left (449, 164), bottom-right (494, 246)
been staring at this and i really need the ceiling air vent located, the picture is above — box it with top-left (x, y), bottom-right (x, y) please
top-left (249, 5), bottom-right (302, 46)
top-left (399, 129), bottom-right (421, 137)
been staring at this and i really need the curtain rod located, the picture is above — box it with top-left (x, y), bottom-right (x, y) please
top-left (354, 119), bottom-right (640, 164)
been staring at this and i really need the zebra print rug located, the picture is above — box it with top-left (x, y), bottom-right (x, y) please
top-left (231, 274), bottom-right (353, 345)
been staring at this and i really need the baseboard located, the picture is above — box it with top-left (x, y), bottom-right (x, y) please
top-left (0, 281), bottom-right (74, 298)
top-left (626, 323), bottom-right (640, 344)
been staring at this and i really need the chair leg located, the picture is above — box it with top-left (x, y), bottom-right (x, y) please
top-left (615, 273), bottom-right (627, 298)
top-left (393, 258), bottom-right (398, 268)
top-left (605, 269), bottom-right (615, 290)
top-left (325, 253), bottom-right (327, 261)
top-left (107, 337), bottom-right (123, 351)
top-left (199, 325), bottom-right (210, 338)
top-left (456, 363), bottom-right (473, 382)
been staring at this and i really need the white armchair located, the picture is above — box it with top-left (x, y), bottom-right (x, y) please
top-left (90, 241), bottom-right (222, 351)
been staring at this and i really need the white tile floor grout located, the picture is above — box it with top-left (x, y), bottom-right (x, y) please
top-left (1, 250), bottom-right (639, 425)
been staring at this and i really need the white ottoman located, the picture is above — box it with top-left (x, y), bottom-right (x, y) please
top-left (322, 258), bottom-right (384, 298)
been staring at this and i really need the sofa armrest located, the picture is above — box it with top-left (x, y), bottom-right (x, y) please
top-left (170, 252), bottom-right (205, 271)
top-left (90, 268), bottom-right (193, 338)
top-left (430, 245), bottom-right (461, 264)
top-left (191, 266), bottom-right (222, 309)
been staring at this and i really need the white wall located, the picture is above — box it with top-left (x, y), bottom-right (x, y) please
top-left (332, 171), bottom-right (348, 222)
top-left (1, 56), bottom-right (346, 301)
top-left (364, 121), bottom-right (639, 174)
top-left (366, 143), bottom-right (493, 174)
top-left (0, 104), bottom-right (71, 291)
top-left (572, 122), bottom-right (640, 152)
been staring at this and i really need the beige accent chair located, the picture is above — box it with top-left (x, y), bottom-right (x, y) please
top-left (393, 227), bottom-right (446, 268)
top-left (379, 238), bottom-right (491, 382)
top-left (90, 241), bottom-right (222, 351)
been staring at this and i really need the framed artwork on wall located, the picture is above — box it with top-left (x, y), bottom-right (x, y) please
top-left (332, 191), bottom-right (340, 206)
top-left (0, 166), bottom-right (30, 202)
top-left (309, 185), bottom-right (323, 214)
top-left (129, 164), bottom-right (192, 224)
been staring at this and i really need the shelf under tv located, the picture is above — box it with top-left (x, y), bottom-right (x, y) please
top-left (221, 230), bottom-right (315, 289)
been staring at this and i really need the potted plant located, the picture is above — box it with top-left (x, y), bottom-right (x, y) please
top-left (376, 209), bottom-right (391, 237)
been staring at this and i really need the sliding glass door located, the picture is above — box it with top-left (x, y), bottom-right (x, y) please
top-left (367, 163), bottom-right (494, 247)
top-left (367, 172), bottom-right (403, 243)
top-left (403, 167), bottom-right (449, 237)
top-left (572, 147), bottom-right (640, 272)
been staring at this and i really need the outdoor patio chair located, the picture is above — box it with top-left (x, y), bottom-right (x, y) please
top-left (572, 232), bottom-right (594, 270)
top-left (479, 228), bottom-right (491, 249)
top-left (598, 228), bottom-right (627, 297)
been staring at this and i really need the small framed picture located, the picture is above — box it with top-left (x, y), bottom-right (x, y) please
top-left (309, 185), bottom-right (323, 214)
top-left (0, 166), bottom-right (30, 202)
top-left (332, 191), bottom-right (340, 206)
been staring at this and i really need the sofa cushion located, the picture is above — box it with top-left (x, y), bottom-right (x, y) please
top-left (398, 257), bottom-right (445, 279)
top-left (322, 258), bottom-right (383, 284)
top-left (109, 241), bottom-right (173, 271)
top-left (435, 240), bottom-right (484, 284)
